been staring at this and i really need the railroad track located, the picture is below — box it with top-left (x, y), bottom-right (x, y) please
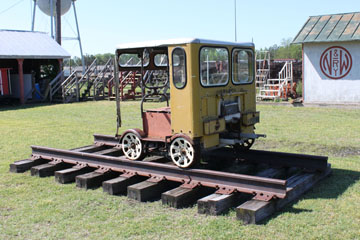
top-left (10, 134), bottom-right (331, 224)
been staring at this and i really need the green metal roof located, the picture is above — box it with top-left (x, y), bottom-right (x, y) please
top-left (292, 12), bottom-right (360, 44)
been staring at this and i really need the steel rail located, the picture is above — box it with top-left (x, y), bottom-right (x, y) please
top-left (94, 134), bottom-right (120, 147)
top-left (93, 134), bottom-right (328, 171)
top-left (31, 145), bottom-right (287, 200)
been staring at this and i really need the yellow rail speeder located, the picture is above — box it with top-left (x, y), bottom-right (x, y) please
top-left (115, 38), bottom-right (264, 168)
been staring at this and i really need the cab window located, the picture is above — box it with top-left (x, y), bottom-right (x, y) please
top-left (119, 53), bottom-right (149, 67)
top-left (172, 48), bottom-right (187, 89)
top-left (200, 47), bottom-right (229, 87)
top-left (154, 54), bottom-right (168, 67)
top-left (232, 49), bottom-right (254, 84)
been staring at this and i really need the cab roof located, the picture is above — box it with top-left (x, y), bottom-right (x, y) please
top-left (116, 38), bottom-right (254, 50)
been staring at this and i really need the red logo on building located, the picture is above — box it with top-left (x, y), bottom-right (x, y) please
top-left (320, 46), bottom-right (352, 79)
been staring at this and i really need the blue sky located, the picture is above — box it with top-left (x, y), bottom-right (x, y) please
top-left (0, 0), bottom-right (358, 57)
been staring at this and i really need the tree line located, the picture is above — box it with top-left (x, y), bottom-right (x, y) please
top-left (64, 53), bottom-right (115, 67)
top-left (257, 38), bottom-right (302, 60)
top-left (63, 38), bottom-right (302, 67)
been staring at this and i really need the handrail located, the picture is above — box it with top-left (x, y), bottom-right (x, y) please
top-left (278, 61), bottom-right (292, 81)
top-left (50, 71), bottom-right (64, 94)
top-left (50, 71), bottom-right (64, 86)
top-left (92, 58), bottom-right (114, 98)
top-left (64, 76), bottom-right (78, 95)
top-left (49, 70), bottom-right (65, 102)
top-left (61, 70), bottom-right (77, 87)
top-left (258, 61), bottom-right (293, 100)
top-left (61, 58), bottom-right (98, 101)
top-left (77, 58), bottom-right (97, 84)
top-left (93, 58), bottom-right (113, 87)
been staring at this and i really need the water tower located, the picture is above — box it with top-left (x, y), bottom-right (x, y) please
top-left (31, 0), bottom-right (85, 71)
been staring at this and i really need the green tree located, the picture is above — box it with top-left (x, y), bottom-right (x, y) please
top-left (256, 38), bottom-right (302, 60)
top-left (274, 38), bottom-right (302, 60)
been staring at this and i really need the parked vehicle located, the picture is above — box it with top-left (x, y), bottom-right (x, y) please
top-left (115, 38), bottom-right (264, 168)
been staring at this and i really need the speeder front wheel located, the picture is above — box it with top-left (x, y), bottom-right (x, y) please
top-left (121, 132), bottom-right (145, 160)
top-left (169, 137), bottom-right (199, 168)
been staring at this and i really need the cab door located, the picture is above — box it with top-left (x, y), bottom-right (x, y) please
top-left (169, 45), bottom-right (196, 139)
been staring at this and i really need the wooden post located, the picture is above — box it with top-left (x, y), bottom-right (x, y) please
top-left (59, 59), bottom-right (63, 74)
top-left (17, 59), bottom-right (25, 104)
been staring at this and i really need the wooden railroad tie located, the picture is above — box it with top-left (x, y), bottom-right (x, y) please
top-left (31, 161), bottom-right (72, 178)
top-left (197, 167), bottom-right (285, 215)
top-left (55, 164), bottom-right (94, 184)
top-left (236, 164), bottom-right (331, 224)
top-left (162, 184), bottom-right (214, 209)
top-left (9, 158), bottom-right (47, 173)
top-left (10, 139), bottom-right (331, 224)
top-left (127, 178), bottom-right (180, 202)
top-left (102, 174), bottom-right (147, 195)
top-left (75, 169), bottom-right (119, 190)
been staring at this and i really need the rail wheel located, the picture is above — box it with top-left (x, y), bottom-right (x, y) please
top-left (121, 132), bottom-right (145, 160)
top-left (169, 137), bottom-right (199, 168)
top-left (236, 138), bottom-right (255, 151)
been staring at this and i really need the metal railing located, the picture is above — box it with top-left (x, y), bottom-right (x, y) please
top-left (92, 58), bottom-right (114, 99)
top-left (61, 59), bottom-right (97, 102)
top-left (257, 61), bottom-right (293, 100)
top-left (60, 70), bottom-right (78, 102)
top-left (49, 70), bottom-right (65, 102)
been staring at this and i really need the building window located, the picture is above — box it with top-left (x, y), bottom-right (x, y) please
top-left (232, 49), bottom-right (254, 84)
top-left (200, 47), bottom-right (229, 87)
top-left (172, 48), bottom-right (187, 89)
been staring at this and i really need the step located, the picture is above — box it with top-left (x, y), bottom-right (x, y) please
top-left (257, 95), bottom-right (279, 99)
top-left (263, 84), bottom-right (281, 87)
top-left (260, 89), bottom-right (280, 92)
top-left (258, 89), bottom-right (277, 92)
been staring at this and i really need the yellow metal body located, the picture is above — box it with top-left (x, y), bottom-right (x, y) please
top-left (116, 39), bottom-right (259, 151)
top-left (168, 43), bottom-right (258, 149)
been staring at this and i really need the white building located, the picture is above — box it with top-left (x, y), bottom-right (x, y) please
top-left (293, 12), bottom-right (360, 104)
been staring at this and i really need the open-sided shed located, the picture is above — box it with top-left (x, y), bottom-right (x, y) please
top-left (0, 30), bottom-right (70, 104)
top-left (293, 12), bottom-right (360, 103)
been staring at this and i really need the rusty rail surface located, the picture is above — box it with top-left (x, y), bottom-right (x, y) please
top-left (31, 145), bottom-right (287, 200)
top-left (93, 134), bottom-right (328, 171)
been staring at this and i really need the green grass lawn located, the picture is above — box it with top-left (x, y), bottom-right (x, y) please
top-left (0, 101), bottom-right (359, 239)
